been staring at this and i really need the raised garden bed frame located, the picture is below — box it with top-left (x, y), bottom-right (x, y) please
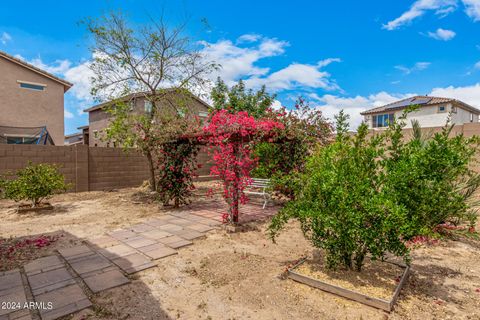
top-left (287, 258), bottom-right (410, 312)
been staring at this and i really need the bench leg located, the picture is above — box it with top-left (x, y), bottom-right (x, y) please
top-left (263, 193), bottom-right (268, 209)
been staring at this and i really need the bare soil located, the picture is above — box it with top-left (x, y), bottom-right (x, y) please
top-left (295, 256), bottom-right (405, 300)
top-left (1, 185), bottom-right (479, 320)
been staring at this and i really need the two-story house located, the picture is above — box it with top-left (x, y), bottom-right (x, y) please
top-left (0, 50), bottom-right (73, 145)
top-left (361, 96), bottom-right (480, 129)
top-left (83, 89), bottom-right (210, 147)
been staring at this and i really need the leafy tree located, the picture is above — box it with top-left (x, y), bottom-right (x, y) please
top-left (85, 12), bottom-right (216, 191)
top-left (210, 78), bottom-right (275, 118)
top-left (0, 163), bottom-right (68, 208)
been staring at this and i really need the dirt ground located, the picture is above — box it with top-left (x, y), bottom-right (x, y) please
top-left (1, 185), bottom-right (480, 320)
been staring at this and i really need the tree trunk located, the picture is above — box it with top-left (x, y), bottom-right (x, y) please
top-left (146, 151), bottom-right (156, 192)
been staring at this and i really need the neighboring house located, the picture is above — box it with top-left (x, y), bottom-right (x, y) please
top-left (0, 50), bottom-right (73, 145)
top-left (64, 125), bottom-right (89, 146)
top-left (361, 96), bottom-right (480, 129)
top-left (83, 90), bottom-right (210, 147)
top-left (64, 132), bottom-right (83, 145)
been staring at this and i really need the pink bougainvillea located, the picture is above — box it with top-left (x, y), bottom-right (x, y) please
top-left (203, 110), bottom-right (284, 224)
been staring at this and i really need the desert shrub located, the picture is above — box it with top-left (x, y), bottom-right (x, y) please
top-left (269, 112), bottom-right (409, 271)
top-left (383, 116), bottom-right (480, 237)
top-left (0, 162), bottom-right (68, 207)
top-left (269, 110), bottom-right (480, 271)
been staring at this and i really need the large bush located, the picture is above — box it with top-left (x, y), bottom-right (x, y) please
top-left (0, 163), bottom-right (68, 207)
top-left (383, 117), bottom-right (480, 237)
top-left (269, 111), bottom-right (480, 271)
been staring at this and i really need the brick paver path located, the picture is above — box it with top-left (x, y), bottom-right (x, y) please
top-left (24, 256), bottom-right (91, 320)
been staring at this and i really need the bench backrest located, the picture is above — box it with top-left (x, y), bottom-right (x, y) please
top-left (250, 178), bottom-right (270, 188)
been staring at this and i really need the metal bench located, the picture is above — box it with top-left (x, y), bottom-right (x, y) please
top-left (245, 178), bottom-right (271, 209)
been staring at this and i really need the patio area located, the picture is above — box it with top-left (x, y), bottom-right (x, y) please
top-left (0, 190), bottom-right (280, 320)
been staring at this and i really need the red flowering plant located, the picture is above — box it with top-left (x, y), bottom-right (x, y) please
top-left (203, 109), bottom-right (284, 224)
top-left (153, 108), bottom-right (203, 208)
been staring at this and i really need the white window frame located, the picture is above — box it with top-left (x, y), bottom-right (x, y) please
top-left (438, 105), bottom-right (447, 113)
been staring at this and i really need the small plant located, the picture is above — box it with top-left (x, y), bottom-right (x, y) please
top-left (0, 162), bottom-right (68, 208)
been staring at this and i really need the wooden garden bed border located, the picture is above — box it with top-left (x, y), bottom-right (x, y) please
top-left (287, 258), bottom-right (410, 312)
top-left (17, 202), bottom-right (54, 213)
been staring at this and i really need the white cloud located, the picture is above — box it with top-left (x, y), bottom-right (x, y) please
top-left (200, 37), bottom-right (289, 85)
top-left (430, 82), bottom-right (480, 106)
top-left (474, 61), bottom-right (480, 69)
top-left (29, 58), bottom-right (72, 74)
top-left (63, 60), bottom-right (94, 102)
top-left (463, 0), bottom-right (480, 21)
top-left (64, 109), bottom-right (74, 119)
top-left (0, 32), bottom-right (11, 45)
top-left (395, 62), bottom-right (431, 74)
top-left (427, 28), bottom-right (456, 40)
top-left (309, 92), bottom-right (413, 129)
top-left (201, 35), bottom-right (341, 93)
top-left (271, 99), bottom-right (283, 110)
top-left (245, 59), bottom-right (341, 91)
top-left (383, 0), bottom-right (457, 30)
top-left (236, 34), bottom-right (261, 43)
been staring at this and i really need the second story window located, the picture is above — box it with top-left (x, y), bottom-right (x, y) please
top-left (438, 105), bottom-right (446, 113)
top-left (18, 81), bottom-right (46, 91)
top-left (372, 113), bottom-right (394, 128)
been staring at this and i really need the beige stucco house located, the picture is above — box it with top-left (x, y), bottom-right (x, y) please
top-left (83, 90), bottom-right (210, 147)
top-left (361, 96), bottom-right (480, 130)
top-left (0, 50), bottom-right (72, 145)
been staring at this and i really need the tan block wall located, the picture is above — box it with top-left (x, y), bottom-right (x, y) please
top-left (0, 144), bottom-right (214, 192)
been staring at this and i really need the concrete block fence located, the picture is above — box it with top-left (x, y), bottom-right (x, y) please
top-left (0, 144), bottom-right (212, 192)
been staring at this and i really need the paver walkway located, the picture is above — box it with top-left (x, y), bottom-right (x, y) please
top-left (0, 270), bottom-right (31, 320)
top-left (0, 201), bottom-right (279, 320)
top-left (24, 256), bottom-right (91, 320)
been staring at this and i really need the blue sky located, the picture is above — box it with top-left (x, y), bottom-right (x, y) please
top-left (1, 0), bottom-right (480, 134)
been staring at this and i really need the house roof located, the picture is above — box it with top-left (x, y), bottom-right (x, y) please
top-left (360, 96), bottom-right (480, 115)
top-left (0, 50), bottom-right (73, 91)
top-left (83, 89), bottom-right (211, 113)
top-left (65, 132), bottom-right (83, 139)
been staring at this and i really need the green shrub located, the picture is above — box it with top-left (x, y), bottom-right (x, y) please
top-left (269, 112), bottom-right (409, 271)
top-left (383, 116), bottom-right (480, 237)
top-left (269, 110), bottom-right (480, 271)
top-left (0, 162), bottom-right (68, 207)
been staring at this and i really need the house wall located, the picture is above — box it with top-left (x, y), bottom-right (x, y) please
top-left (0, 57), bottom-right (66, 145)
top-left (88, 93), bottom-right (209, 147)
top-left (366, 103), bottom-right (479, 130)
top-left (0, 144), bottom-right (213, 192)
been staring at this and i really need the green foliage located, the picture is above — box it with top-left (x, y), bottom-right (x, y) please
top-left (252, 98), bottom-right (332, 199)
top-left (156, 140), bottom-right (200, 208)
top-left (269, 110), bottom-right (480, 271)
top-left (383, 113), bottom-right (480, 236)
top-left (210, 78), bottom-right (275, 118)
top-left (0, 163), bottom-right (68, 207)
